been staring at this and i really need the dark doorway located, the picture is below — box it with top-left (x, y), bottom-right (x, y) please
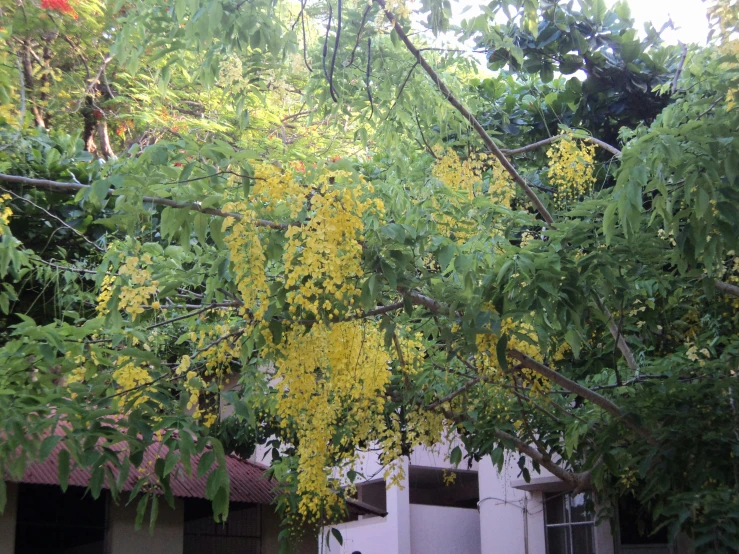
top-left (409, 466), bottom-right (479, 508)
top-left (15, 484), bottom-right (106, 554)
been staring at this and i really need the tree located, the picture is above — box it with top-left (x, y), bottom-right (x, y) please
top-left (0, 0), bottom-right (738, 550)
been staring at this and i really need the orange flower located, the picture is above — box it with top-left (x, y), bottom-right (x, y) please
top-left (41, 0), bottom-right (78, 19)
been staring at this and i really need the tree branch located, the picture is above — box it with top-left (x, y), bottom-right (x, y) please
top-left (508, 350), bottom-right (654, 443)
top-left (501, 135), bottom-right (622, 158)
top-left (716, 280), bottom-right (739, 298)
top-left (0, 186), bottom-right (105, 252)
top-left (596, 296), bottom-right (639, 375)
top-left (375, 0), bottom-right (554, 225)
top-left (441, 408), bottom-right (587, 487)
top-left (0, 173), bottom-right (289, 230)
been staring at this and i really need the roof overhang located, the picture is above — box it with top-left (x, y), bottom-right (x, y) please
top-left (511, 475), bottom-right (577, 493)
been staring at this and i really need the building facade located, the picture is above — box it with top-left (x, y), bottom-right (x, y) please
top-left (323, 447), bottom-right (693, 554)
top-left (0, 435), bottom-right (316, 554)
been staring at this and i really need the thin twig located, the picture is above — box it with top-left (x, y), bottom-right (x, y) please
top-left (386, 61), bottom-right (418, 116)
top-left (328, 0), bottom-right (342, 103)
top-left (671, 43), bottom-right (688, 95)
top-left (300, 0), bottom-right (312, 72)
top-left (414, 112), bottom-right (437, 159)
top-left (322, 3), bottom-right (333, 90)
top-left (345, 4), bottom-right (372, 67)
top-left (366, 38), bottom-right (373, 119)
top-left (0, 186), bottom-right (105, 252)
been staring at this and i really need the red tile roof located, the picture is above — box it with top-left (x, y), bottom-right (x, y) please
top-left (9, 429), bottom-right (275, 505)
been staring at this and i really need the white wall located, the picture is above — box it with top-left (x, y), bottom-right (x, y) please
top-left (478, 456), bottom-right (615, 554)
top-left (478, 457), bottom-right (538, 554)
top-left (0, 482), bottom-right (18, 554)
top-left (323, 457), bottom-right (411, 554)
top-left (106, 497), bottom-right (185, 554)
top-left (410, 505), bottom-right (481, 554)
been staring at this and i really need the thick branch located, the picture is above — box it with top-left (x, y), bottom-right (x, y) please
top-left (375, 0), bottom-right (553, 225)
top-left (0, 173), bottom-right (288, 230)
top-left (426, 376), bottom-right (482, 410)
top-left (597, 297), bottom-right (639, 374)
top-left (716, 280), bottom-right (739, 298)
top-left (501, 135), bottom-right (622, 158)
top-left (508, 350), bottom-right (653, 442)
top-left (441, 408), bottom-right (586, 487)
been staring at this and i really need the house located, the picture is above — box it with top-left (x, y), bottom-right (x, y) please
top-left (322, 447), bottom-right (694, 554)
top-left (0, 434), bottom-right (316, 554)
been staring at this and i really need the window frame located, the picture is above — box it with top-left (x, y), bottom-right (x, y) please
top-left (544, 491), bottom-right (597, 554)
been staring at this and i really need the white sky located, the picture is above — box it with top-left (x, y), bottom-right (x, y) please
top-left (621, 0), bottom-right (709, 45)
top-left (444, 0), bottom-right (710, 45)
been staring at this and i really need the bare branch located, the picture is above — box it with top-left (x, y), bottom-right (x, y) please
top-left (716, 280), bottom-right (739, 298)
top-left (671, 43), bottom-right (688, 95)
top-left (501, 135), bottom-right (622, 158)
top-left (345, 3), bottom-right (372, 67)
top-left (508, 350), bottom-right (654, 443)
top-left (0, 173), bottom-right (289, 229)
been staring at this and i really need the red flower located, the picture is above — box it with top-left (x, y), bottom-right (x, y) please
top-left (41, 0), bottom-right (78, 19)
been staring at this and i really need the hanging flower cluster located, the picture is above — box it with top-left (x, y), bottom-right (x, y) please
top-left (117, 255), bottom-right (160, 321)
top-left (547, 135), bottom-right (597, 208)
top-left (0, 194), bottom-right (12, 228)
top-left (265, 320), bottom-right (391, 519)
top-left (283, 171), bottom-right (379, 320)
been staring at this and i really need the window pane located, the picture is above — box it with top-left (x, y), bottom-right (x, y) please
top-left (571, 524), bottom-right (595, 554)
top-left (569, 493), bottom-right (594, 523)
top-left (546, 526), bottom-right (570, 554)
top-left (546, 493), bottom-right (567, 524)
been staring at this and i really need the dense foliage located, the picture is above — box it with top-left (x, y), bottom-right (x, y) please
top-left (1, 0), bottom-right (738, 550)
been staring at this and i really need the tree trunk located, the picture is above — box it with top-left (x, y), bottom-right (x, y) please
top-left (82, 97), bottom-right (97, 154)
top-left (97, 120), bottom-right (115, 160)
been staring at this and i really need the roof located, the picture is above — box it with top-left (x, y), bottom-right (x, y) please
top-left (9, 428), bottom-right (275, 505)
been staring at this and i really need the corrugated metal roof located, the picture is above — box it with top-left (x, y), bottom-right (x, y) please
top-left (10, 428), bottom-right (275, 505)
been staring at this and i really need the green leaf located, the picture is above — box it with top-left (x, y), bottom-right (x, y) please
top-left (198, 450), bottom-right (216, 478)
top-left (149, 495), bottom-right (159, 534)
top-left (603, 202), bottom-right (618, 245)
top-left (450, 446), bottom-right (462, 466)
top-left (90, 466), bottom-right (105, 499)
top-left (179, 432), bottom-right (194, 475)
top-left (58, 449), bottom-right (70, 492)
top-left (91, 180), bottom-right (110, 205)
top-left (135, 495), bottom-right (149, 531)
top-left (496, 334), bottom-right (509, 371)
top-left (330, 528), bottom-right (343, 546)
top-left (565, 329), bottom-right (582, 359)
top-left (39, 435), bottom-right (62, 462)
top-left (212, 485), bottom-right (229, 523)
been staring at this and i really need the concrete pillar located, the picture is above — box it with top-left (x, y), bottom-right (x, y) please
top-left (106, 496), bottom-right (184, 554)
top-left (0, 482), bottom-right (18, 554)
top-left (392, 459), bottom-right (411, 554)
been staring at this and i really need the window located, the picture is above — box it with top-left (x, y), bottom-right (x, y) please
top-left (545, 492), bottom-right (596, 554)
top-left (183, 498), bottom-right (261, 554)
